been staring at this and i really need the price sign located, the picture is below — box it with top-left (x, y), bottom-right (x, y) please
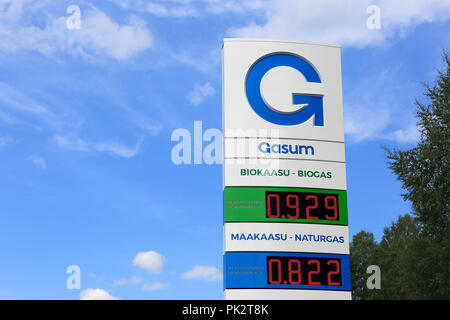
top-left (224, 186), bottom-right (348, 225)
top-left (225, 252), bottom-right (351, 291)
top-left (222, 39), bottom-right (351, 299)
top-left (267, 256), bottom-right (342, 286)
top-left (266, 191), bottom-right (339, 220)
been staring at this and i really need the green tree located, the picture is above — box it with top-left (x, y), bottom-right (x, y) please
top-left (351, 53), bottom-right (449, 299)
top-left (385, 53), bottom-right (449, 299)
top-left (385, 54), bottom-right (449, 239)
top-left (377, 214), bottom-right (421, 299)
top-left (350, 215), bottom-right (420, 299)
top-left (350, 231), bottom-right (381, 299)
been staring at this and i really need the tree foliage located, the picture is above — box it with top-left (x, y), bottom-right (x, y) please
top-left (350, 231), bottom-right (381, 299)
top-left (350, 53), bottom-right (449, 299)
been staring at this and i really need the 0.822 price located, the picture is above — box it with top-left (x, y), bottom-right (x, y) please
top-left (265, 191), bottom-right (339, 221)
top-left (267, 256), bottom-right (342, 286)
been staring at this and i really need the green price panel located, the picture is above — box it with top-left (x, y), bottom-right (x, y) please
top-left (224, 186), bottom-right (348, 225)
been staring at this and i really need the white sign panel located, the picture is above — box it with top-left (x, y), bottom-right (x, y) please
top-left (225, 289), bottom-right (352, 300)
top-left (223, 39), bottom-right (345, 143)
top-left (224, 138), bottom-right (345, 162)
top-left (222, 39), bottom-right (350, 300)
top-left (224, 223), bottom-right (349, 254)
top-left (224, 159), bottom-right (347, 190)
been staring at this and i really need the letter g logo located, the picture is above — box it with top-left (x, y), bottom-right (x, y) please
top-left (245, 53), bottom-right (324, 126)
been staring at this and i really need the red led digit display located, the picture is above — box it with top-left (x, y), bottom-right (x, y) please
top-left (265, 191), bottom-right (340, 221)
top-left (267, 256), bottom-right (342, 286)
top-left (266, 193), bottom-right (280, 218)
top-left (307, 259), bottom-right (321, 285)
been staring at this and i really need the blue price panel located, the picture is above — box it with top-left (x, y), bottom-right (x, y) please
top-left (225, 252), bottom-right (351, 291)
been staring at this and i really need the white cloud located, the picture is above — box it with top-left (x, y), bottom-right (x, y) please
top-left (80, 288), bottom-right (120, 300)
top-left (108, 0), bottom-right (197, 18)
top-left (341, 60), bottom-right (423, 145)
top-left (345, 107), bottom-right (420, 144)
top-left (0, 2), bottom-right (153, 60)
top-left (144, 2), bottom-right (197, 18)
top-left (228, 0), bottom-right (450, 47)
top-left (54, 135), bottom-right (144, 158)
top-left (203, 0), bottom-right (265, 15)
top-left (0, 136), bottom-right (13, 148)
top-left (113, 276), bottom-right (143, 286)
top-left (0, 82), bottom-right (65, 130)
top-left (181, 265), bottom-right (222, 281)
top-left (0, 82), bottom-right (151, 158)
top-left (30, 155), bottom-right (46, 169)
top-left (391, 123), bottom-right (420, 144)
top-left (119, 103), bottom-right (163, 136)
top-left (187, 82), bottom-right (215, 106)
top-left (0, 83), bottom-right (154, 155)
top-left (169, 49), bottom-right (220, 73)
top-left (108, 0), bottom-right (265, 17)
top-left (133, 250), bottom-right (166, 274)
top-left (142, 282), bottom-right (169, 291)
top-left (344, 106), bottom-right (391, 143)
top-left (92, 138), bottom-right (144, 158)
top-left (71, 10), bottom-right (153, 60)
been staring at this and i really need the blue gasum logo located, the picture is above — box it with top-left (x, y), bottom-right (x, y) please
top-left (258, 142), bottom-right (315, 155)
top-left (245, 53), bottom-right (324, 126)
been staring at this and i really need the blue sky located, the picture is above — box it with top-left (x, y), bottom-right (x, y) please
top-left (0, 0), bottom-right (449, 299)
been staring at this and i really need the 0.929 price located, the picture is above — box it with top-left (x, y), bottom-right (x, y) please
top-left (265, 191), bottom-right (339, 220)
